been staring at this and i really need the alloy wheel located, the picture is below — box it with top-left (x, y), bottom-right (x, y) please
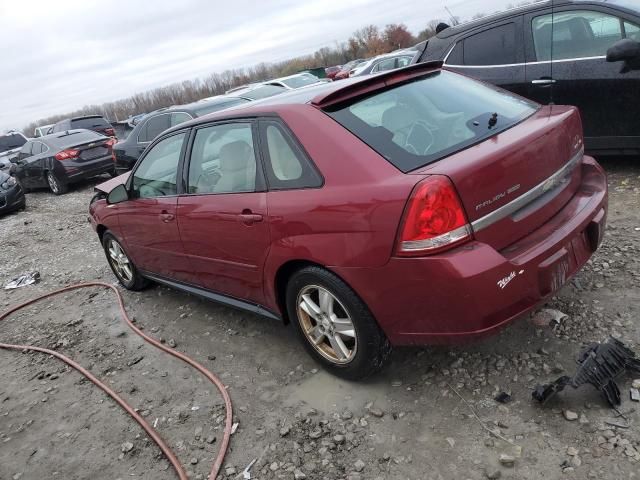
top-left (46, 172), bottom-right (59, 194)
top-left (296, 285), bottom-right (357, 364)
top-left (107, 239), bottom-right (133, 283)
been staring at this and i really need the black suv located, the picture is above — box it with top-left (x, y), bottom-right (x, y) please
top-left (416, 0), bottom-right (640, 155)
top-left (51, 115), bottom-right (115, 137)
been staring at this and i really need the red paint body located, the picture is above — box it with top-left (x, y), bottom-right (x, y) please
top-left (90, 66), bottom-right (607, 346)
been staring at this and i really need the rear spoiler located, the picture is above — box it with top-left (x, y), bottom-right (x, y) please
top-left (310, 61), bottom-right (444, 109)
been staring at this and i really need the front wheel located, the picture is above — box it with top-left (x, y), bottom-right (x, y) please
top-left (102, 232), bottom-right (149, 290)
top-left (286, 266), bottom-right (392, 380)
top-left (46, 170), bottom-right (68, 195)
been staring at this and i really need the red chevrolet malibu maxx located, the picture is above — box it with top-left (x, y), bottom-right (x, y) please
top-left (89, 63), bottom-right (607, 379)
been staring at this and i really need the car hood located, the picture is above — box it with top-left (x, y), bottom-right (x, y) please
top-left (94, 171), bottom-right (130, 194)
top-left (0, 147), bottom-right (20, 158)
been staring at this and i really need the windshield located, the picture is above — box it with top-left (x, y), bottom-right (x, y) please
top-left (0, 133), bottom-right (26, 153)
top-left (325, 70), bottom-right (537, 172)
top-left (281, 74), bottom-right (320, 89)
top-left (193, 98), bottom-right (250, 116)
top-left (70, 117), bottom-right (110, 129)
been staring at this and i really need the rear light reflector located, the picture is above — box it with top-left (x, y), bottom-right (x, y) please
top-left (55, 149), bottom-right (80, 161)
top-left (396, 175), bottom-right (472, 256)
top-left (105, 128), bottom-right (115, 136)
top-left (104, 138), bottom-right (116, 147)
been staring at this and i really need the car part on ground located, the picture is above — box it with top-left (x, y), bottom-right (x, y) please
top-left (89, 63), bottom-right (608, 379)
top-left (0, 282), bottom-right (233, 480)
top-left (532, 337), bottom-right (640, 407)
top-left (112, 96), bottom-right (250, 174)
top-left (13, 129), bottom-right (116, 195)
top-left (0, 170), bottom-right (26, 215)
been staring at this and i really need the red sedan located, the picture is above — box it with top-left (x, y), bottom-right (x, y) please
top-left (89, 63), bottom-right (608, 379)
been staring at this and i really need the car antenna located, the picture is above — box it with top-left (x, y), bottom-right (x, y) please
top-left (549, 0), bottom-right (555, 105)
top-left (444, 6), bottom-right (459, 26)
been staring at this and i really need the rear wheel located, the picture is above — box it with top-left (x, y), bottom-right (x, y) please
top-left (102, 232), bottom-right (148, 290)
top-left (286, 266), bottom-right (392, 380)
top-left (46, 170), bottom-right (68, 195)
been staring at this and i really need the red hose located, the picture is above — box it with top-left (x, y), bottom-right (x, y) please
top-left (0, 282), bottom-right (232, 480)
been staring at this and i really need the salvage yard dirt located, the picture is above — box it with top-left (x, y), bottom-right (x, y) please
top-left (1, 157), bottom-right (639, 480)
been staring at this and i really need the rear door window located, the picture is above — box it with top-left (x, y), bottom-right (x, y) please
top-left (187, 123), bottom-right (259, 195)
top-left (31, 142), bottom-right (43, 155)
top-left (325, 71), bottom-right (537, 172)
top-left (463, 23), bottom-right (517, 65)
top-left (532, 10), bottom-right (624, 60)
top-left (139, 114), bottom-right (171, 143)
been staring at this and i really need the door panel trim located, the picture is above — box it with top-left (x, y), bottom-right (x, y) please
top-left (446, 55), bottom-right (606, 69)
top-left (140, 270), bottom-right (281, 320)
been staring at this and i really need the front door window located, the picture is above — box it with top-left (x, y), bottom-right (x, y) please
top-left (132, 133), bottom-right (185, 198)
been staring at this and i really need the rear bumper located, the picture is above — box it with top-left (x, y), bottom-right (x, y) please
top-left (57, 155), bottom-right (114, 183)
top-left (333, 156), bottom-right (608, 345)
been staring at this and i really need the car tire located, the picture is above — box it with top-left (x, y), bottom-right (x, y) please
top-left (286, 266), bottom-right (392, 380)
top-left (102, 231), bottom-right (149, 291)
top-left (46, 170), bottom-right (68, 195)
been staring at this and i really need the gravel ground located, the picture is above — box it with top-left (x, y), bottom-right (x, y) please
top-left (1, 157), bottom-right (639, 480)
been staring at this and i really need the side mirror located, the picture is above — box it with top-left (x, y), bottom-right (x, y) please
top-left (606, 39), bottom-right (640, 73)
top-left (107, 184), bottom-right (129, 204)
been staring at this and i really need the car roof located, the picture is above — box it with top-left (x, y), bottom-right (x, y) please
top-left (161, 61), bottom-right (443, 135)
top-left (436, 0), bottom-right (637, 38)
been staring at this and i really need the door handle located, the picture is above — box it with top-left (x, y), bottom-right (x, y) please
top-left (159, 210), bottom-right (175, 223)
top-left (531, 78), bottom-right (556, 85)
top-left (238, 211), bottom-right (263, 225)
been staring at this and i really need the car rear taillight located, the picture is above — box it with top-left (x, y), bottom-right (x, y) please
top-left (55, 149), bottom-right (80, 161)
top-left (104, 138), bottom-right (116, 147)
top-left (396, 176), bottom-right (472, 256)
top-left (104, 128), bottom-right (115, 136)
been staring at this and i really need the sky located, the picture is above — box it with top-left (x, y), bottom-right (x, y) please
top-left (0, 0), bottom-right (511, 132)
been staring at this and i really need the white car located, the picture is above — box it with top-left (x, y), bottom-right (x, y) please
top-left (350, 51), bottom-right (418, 77)
top-left (264, 73), bottom-right (328, 90)
top-left (0, 131), bottom-right (28, 171)
top-left (34, 124), bottom-right (54, 138)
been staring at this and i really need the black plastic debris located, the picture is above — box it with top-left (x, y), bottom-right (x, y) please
top-left (494, 392), bottom-right (512, 404)
top-left (532, 337), bottom-right (640, 407)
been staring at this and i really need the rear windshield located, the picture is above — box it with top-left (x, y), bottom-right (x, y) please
top-left (51, 130), bottom-right (103, 148)
top-left (70, 117), bottom-right (110, 129)
top-left (0, 133), bottom-right (26, 153)
top-left (325, 70), bottom-right (537, 172)
top-left (193, 98), bottom-right (250, 116)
